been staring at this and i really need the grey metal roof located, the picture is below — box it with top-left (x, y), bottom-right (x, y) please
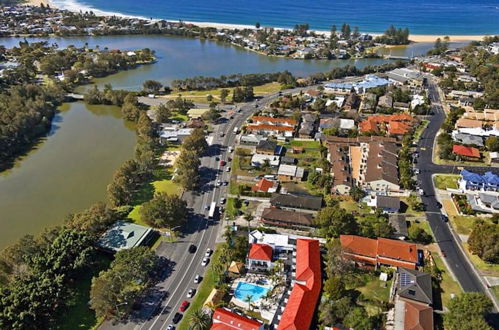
top-left (397, 268), bottom-right (433, 305)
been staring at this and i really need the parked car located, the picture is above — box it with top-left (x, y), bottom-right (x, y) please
top-left (441, 214), bottom-right (449, 222)
top-left (194, 275), bottom-right (202, 284)
top-left (172, 313), bottom-right (182, 324)
top-left (219, 160), bottom-right (226, 166)
top-left (205, 248), bottom-right (212, 257)
top-left (187, 288), bottom-right (196, 298)
top-left (418, 189), bottom-right (425, 196)
top-left (436, 202), bottom-right (442, 209)
top-left (216, 180), bottom-right (221, 186)
top-left (188, 244), bottom-right (196, 253)
top-left (179, 300), bottom-right (189, 312)
top-left (166, 325), bottom-right (175, 330)
top-left (226, 167), bottom-right (231, 172)
top-left (202, 257), bottom-right (210, 266)
top-left (220, 197), bottom-right (226, 204)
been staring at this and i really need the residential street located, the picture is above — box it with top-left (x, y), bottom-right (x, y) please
top-left (417, 79), bottom-right (498, 309)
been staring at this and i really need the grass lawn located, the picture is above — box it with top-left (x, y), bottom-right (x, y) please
top-left (433, 140), bottom-right (491, 166)
top-left (56, 255), bottom-right (112, 330)
top-left (178, 245), bottom-right (223, 330)
top-left (152, 179), bottom-right (182, 195)
top-left (356, 277), bottom-right (392, 316)
top-left (451, 215), bottom-right (476, 235)
top-left (434, 174), bottom-right (460, 190)
top-left (339, 199), bottom-right (370, 216)
top-left (162, 82), bottom-right (281, 104)
top-left (226, 197), bottom-right (240, 220)
top-left (399, 196), bottom-right (425, 217)
top-left (432, 254), bottom-right (462, 308)
top-left (408, 219), bottom-right (433, 238)
top-left (492, 286), bottom-right (499, 301)
top-left (462, 243), bottom-right (499, 277)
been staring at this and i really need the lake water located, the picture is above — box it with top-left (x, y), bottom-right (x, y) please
top-left (0, 34), bottom-right (439, 249)
top-left (52, 0), bottom-right (499, 35)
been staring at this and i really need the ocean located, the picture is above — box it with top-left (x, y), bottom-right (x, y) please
top-left (50, 0), bottom-right (499, 35)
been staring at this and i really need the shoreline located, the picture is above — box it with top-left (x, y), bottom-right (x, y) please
top-left (25, 0), bottom-right (491, 43)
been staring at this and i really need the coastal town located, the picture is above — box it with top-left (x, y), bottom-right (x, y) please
top-left (0, 1), bottom-right (498, 330)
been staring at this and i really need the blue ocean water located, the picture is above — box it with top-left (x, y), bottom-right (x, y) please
top-left (52, 0), bottom-right (499, 35)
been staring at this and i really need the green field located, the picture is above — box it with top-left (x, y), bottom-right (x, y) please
top-left (434, 174), bottom-right (460, 190)
top-left (432, 254), bottom-right (462, 308)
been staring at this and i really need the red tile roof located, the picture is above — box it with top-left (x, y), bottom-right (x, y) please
top-left (359, 114), bottom-right (415, 136)
top-left (247, 124), bottom-right (295, 132)
top-left (252, 178), bottom-right (274, 193)
top-left (452, 145), bottom-right (480, 158)
top-left (211, 308), bottom-right (262, 330)
top-left (278, 239), bottom-right (321, 330)
top-left (248, 243), bottom-right (273, 261)
top-left (340, 235), bottom-right (418, 269)
top-left (404, 301), bottom-right (434, 330)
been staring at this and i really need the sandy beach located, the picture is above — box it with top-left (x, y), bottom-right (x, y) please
top-left (24, 0), bottom-right (487, 43)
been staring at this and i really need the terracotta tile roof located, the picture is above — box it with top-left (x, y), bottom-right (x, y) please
top-left (248, 243), bottom-right (273, 261)
top-left (359, 114), bottom-right (415, 135)
top-left (404, 301), bottom-right (434, 330)
top-left (278, 239), bottom-right (321, 330)
top-left (252, 178), bottom-right (275, 193)
top-left (452, 145), bottom-right (480, 158)
top-left (212, 308), bottom-right (262, 330)
top-left (251, 116), bottom-right (297, 125)
top-left (247, 124), bottom-right (295, 132)
top-left (455, 118), bottom-right (483, 129)
top-left (340, 235), bottom-right (418, 269)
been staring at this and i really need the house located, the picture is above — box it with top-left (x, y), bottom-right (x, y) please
top-left (251, 116), bottom-right (297, 128)
top-left (362, 141), bottom-right (400, 193)
top-left (252, 178), bottom-right (279, 193)
top-left (452, 145), bottom-right (480, 159)
top-left (277, 239), bottom-right (321, 330)
top-left (187, 108), bottom-right (210, 119)
top-left (340, 235), bottom-right (419, 269)
top-left (246, 124), bottom-right (295, 137)
top-left (281, 156), bottom-right (297, 165)
top-left (343, 93), bottom-right (360, 110)
top-left (339, 118), bottom-right (356, 132)
top-left (256, 140), bottom-right (277, 155)
top-left (389, 214), bottom-right (409, 240)
top-left (377, 94), bottom-right (393, 109)
top-left (328, 142), bottom-right (353, 195)
top-left (491, 152), bottom-right (499, 164)
top-left (97, 221), bottom-right (155, 252)
top-left (386, 68), bottom-right (424, 87)
top-left (247, 243), bottom-right (273, 272)
top-left (211, 308), bottom-right (264, 330)
top-left (277, 164), bottom-right (305, 182)
top-left (359, 114), bottom-right (415, 137)
top-left (240, 134), bottom-right (267, 146)
top-left (459, 170), bottom-right (499, 192)
top-left (466, 193), bottom-right (499, 214)
top-left (251, 153), bottom-right (281, 168)
top-left (367, 195), bottom-right (400, 213)
top-left (393, 102), bottom-right (410, 112)
top-left (451, 132), bottom-right (484, 147)
top-left (270, 193), bottom-right (322, 213)
top-left (159, 127), bottom-right (193, 144)
top-left (393, 268), bottom-right (434, 330)
top-left (299, 113), bottom-right (318, 138)
top-left (260, 207), bottom-right (314, 229)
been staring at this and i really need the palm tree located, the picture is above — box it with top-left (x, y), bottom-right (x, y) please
top-left (189, 308), bottom-right (211, 330)
top-left (243, 212), bottom-right (253, 232)
top-left (244, 295), bottom-right (254, 311)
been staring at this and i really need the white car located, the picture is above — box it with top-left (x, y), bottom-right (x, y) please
top-left (205, 248), bottom-right (212, 257)
top-left (216, 180), bottom-right (221, 186)
top-left (194, 275), bottom-right (202, 284)
top-left (220, 197), bottom-right (226, 204)
top-left (226, 167), bottom-right (231, 172)
top-left (202, 257), bottom-right (210, 266)
top-left (419, 188), bottom-right (424, 196)
top-left (187, 288), bottom-right (196, 298)
top-left (166, 325), bottom-right (175, 330)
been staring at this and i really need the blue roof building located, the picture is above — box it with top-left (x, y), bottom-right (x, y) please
top-left (324, 75), bottom-right (391, 94)
top-left (460, 169), bottom-right (499, 192)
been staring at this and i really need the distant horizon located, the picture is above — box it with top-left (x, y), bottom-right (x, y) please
top-left (49, 0), bottom-right (499, 35)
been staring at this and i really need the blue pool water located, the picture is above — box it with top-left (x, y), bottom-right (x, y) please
top-left (234, 282), bottom-right (269, 302)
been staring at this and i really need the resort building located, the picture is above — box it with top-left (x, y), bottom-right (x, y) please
top-left (340, 235), bottom-right (420, 269)
top-left (211, 308), bottom-right (264, 330)
top-left (277, 239), bottom-right (321, 330)
top-left (247, 243), bottom-right (273, 272)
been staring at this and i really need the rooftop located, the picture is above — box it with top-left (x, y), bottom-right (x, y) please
top-left (97, 221), bottom-right (153, 252)
top-left (248, 243), bottom-right (273, 261)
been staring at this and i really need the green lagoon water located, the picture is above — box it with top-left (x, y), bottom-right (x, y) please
top-left (0, 34), bottom-right (437, 248)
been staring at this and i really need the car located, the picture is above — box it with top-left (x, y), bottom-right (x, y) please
top-left (228, 147), bottom-right (233, 153)
top-left (220, 197), bottom-right (226, 204)
top-left (172, 313), bottom-right (182, 324)
top-left (204, 204), bottom-right (210, 210)
top-left (179, 300), bottom-right (189, 312)
top-left (202, 257), bottom-right (210, 266)
top-left (216, 180), bottom-right (221, 187)
top-left (441, 214), bottom-right (449, 222)
top-left (166, 325), bottom-right (175, 330)
top-left (414, 168), bottom-right (420, 174)
top-left (188, 244), bottom-right (196, 253)
top-left (205, 248), bottom-right (212, 257)
top-left (220, 132), bottom-right (225, 137)
top-left (226, 167), bottom-right (231, 172)
top-left (215, 156), bottom-right (220, 161)
top-left (441, 250), bottom-right (446, 257)
top-left (194, 274), bottom-right (202, 283)
top-left (418, 189), bottom-right (425, 196)
top-left (187, 288), bottom-right (196, 298)
top-left (254, 104), bottom-right (259, 108)
top-left (223, 181), bottom-right (229, 186)
top-left (436, 202), bottom-right (442, 209)
top-left (219, 160), bottom-right (226, 166)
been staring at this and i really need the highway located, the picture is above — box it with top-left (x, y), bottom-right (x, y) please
top-left (100, 90), bottom-right (301, 330)
top-left (416, 79), bottom-right (497, 307)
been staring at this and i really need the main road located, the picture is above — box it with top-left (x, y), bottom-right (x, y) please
top-left (416, 78), bottom-right (497, 309)
top-left (101, 88), bottom-right (304, 330)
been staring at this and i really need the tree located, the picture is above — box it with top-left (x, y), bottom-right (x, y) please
top-left (244, 212), bottom-right (253, 231)
top-left (182, 128), bottom-right (208, 156)
top-left (444, 292), bottom-right (493, 330)
top-left (139, 192), bottom-right (188, 228)
top-left (143, 80), bottom-right (162, 94)
top-left (468, 220), bottom-right (499, 263)
top-left (343, 307), bottom-right (374, 330)
top-left (323, 275), bottom-right (345, 300)
top-left (156, 103), bottom-right (172, 123)
top-left (313, 205), bottom-right (358, 238)
top-left (174, 150), bottom-right (201, 190)
top-left (189, 309), bottom-right (211, 330)
top-left (408, 226), bottom-right (433, 244)
top-left (65, 202), bottom-right (117, 238)
top-left (485, 136), bottom-right (499, 152)
top-left (90, 247), bottom-right (159, 320)
top-left (220, 88), bottom-right (229, 103)
top-left (350, 185), bottom-right (365, 202)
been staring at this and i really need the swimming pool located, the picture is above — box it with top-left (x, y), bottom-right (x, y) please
top-left (234, 281), bottom-right (269, 302)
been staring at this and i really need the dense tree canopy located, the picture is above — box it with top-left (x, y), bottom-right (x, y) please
top-left (468, 220), bottom-right (499, 263)
top-left (140, 192), bottom-right (188, 228)
top-left (444, 292), bottom-right (493, 330)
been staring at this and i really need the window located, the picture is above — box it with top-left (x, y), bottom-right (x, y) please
top-left (408, 289), bottom-right (416, 296)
